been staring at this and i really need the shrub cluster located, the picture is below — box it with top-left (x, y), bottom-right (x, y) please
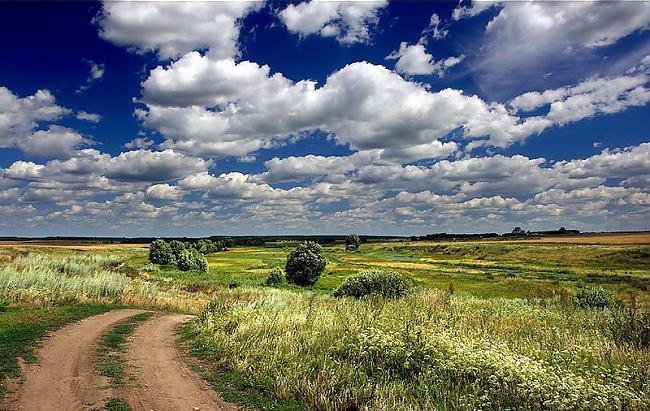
top-left (573, 285), bottom-right (615, 309)
top-left (285, 241), bottom-right (326, 286)
top-left (177, 248), bottom-right (208, 272)
top-left (194, 239), bottom-right (228, 254)
top-left (148, 239), bottom-right (209, 272)
top-left (265, 267), bottom-right (285, 286)
top-left (148, 239), bottom-right (174, 265)
top-left (332, 269), bottom-right (410, 299)
top-left (345, 234), bottom-right (361, 252)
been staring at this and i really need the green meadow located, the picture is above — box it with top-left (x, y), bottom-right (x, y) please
top-left (124, 238), bottom-right (650, 303)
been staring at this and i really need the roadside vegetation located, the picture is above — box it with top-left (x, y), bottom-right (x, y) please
top-left (189, 286), bottom-right (650, 410)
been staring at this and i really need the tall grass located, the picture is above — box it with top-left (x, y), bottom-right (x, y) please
top-left (0, 254), bottom-right (128, 303)
top-left (0, 252), bottom-right (208, 313)
top-left (193, 288), bottom-right (650, 410)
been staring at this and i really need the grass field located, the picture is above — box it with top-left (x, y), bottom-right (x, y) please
top-left (1, 232), bottom-right (649, 409)
top-left (119, 235), bottom-right (650, 303)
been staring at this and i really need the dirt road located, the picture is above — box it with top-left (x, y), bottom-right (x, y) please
top-left (120, 314), bottom-right (236, 411)
top-left (1, 310), bottom-right (236, 411)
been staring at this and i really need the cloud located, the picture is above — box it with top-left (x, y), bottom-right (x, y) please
top-left (145, 183), bottom-right (182, 201)
top-left (4, 149), bottom-right (209, 190)
top-left (0, 188), bottom-right (20, 205)
top-left (0, 87), bottom-right (93, 158)
top-left (279, 0), bottom-right (388, 44)
top-left (510, 74), bottom-right (650, 121)
top-left (454, 1), bottom-right (650, 96)
top-left (260, 151), bottom-right (379, 183)
top-left (97, 0), bottom-right (261, 59)
top-left (0, 86), bottom-right (70, 148)
top-left (454, 1), bottom-right (650, 49)
top-left (104, 149), bottom-right (210, 182)
top-left (18, 126), bottom-right (93, 159)
top-left (139, 55), bottom-right (507, 158)
top-left (419, 13), bottom-right (448, 44)
top-left (180, 171), bottom-right (282, 200)
top-left (386, 42), bottom-right (464, 76)
top-left (76, 61), bottom-right (105, 93)
top-left (140, 52), bottom-right (650, 158)
top-left (124, 137), bottom-right (155, 149)
top-left (76, 111), bottom-right (102, 123)
top-left (555, 143), bottom-right (650, 186)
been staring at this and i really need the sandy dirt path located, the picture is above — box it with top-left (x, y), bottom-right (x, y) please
top-left (1, 309), bottom-right (147, 411)
top-left (1, 310), bottom-right (237, 411)
top-left (120, 314), bottom-right (237, 411)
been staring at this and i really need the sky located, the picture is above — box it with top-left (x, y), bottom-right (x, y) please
top-left (0, 0), bottom-right (649, 237)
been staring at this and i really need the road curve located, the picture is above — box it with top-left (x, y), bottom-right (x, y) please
top-left (1, 310), bottom-right (237, 411)
top-left (1, 309), bottom-right (147, 411)
top-left (120, 313), bottom-right (237, 411)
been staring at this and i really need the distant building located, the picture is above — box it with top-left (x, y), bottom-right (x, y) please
top-left (529, 227), bottom-right (581, 235)
top-left (503, 226), bottom-right (529, 237)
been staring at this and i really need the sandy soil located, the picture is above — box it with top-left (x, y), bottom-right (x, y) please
top-left (1, 310), bottom-right (236, 411)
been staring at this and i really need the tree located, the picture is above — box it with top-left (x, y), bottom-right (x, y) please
top-left (169, 240), bottom-right (186, 261)
top-left (177, 248), bottom-right (208, 272)
top-left (345, 234), bottom-right (361, 252)
top-left (148, 239), bottom-right (174, 265)
top-left (285, 241), bottom-right (326, 286)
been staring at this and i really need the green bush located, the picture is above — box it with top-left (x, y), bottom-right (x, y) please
top-left (195, 239), bottom-right (226, 255)
top-left (148, 239), bottom-right (175, 265)
top-left (573, 286), bottom-right (615, 309)
top-left (168, 240), bottom-right (186, 261)
top-left (285, 241), bottom-right (326, 286)
top-left (176, 249), bottom-right (208, 272)
top-left (265, 267), bottom-right (285, 286)
top-left (345, 234), bottom-right (361, 252)
top-left (333, 269), bottom-right (410, 299)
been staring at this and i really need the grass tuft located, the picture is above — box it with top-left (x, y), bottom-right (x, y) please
top-left (103, 397), bottom-right (132, 411)
top-left (96, 312), bottom-right (153, 386)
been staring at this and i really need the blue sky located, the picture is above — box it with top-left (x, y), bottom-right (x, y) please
top-left (0, 0), bottom-right (649, 236)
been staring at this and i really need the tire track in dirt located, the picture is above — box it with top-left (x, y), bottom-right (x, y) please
top-left (119, 314), bottom-right (237, 411)
top-left (1, 309), bottom-right (147, 411)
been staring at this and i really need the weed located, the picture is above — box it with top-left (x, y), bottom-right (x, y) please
top-left (104, 397), bottom-right (131, 411)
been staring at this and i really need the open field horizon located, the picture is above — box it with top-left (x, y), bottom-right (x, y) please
top-left (2, 0), bottom-right (650, 409)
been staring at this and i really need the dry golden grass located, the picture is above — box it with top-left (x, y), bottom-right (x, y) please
top-left (412, 232), bottom-right (650, 246)
top-left (0, 241), bottom-right (148, 250)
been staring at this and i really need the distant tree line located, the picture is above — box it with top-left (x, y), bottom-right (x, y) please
top-left (410, 233), bottom-right (500, 241)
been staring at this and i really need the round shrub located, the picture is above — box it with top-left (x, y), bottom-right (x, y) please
top-left (265, 267), bottom-right (285, 286)
top-left (285, 241), bottom-right (326, 286)
top-left (333, 269), bottom-right (410, 299)
top-left (177, 248), bottom-right (208, 272)
top-left (148, 239), bottom-right (174, 265)
top-left (345, 234), bottom-right (361, 252)
top-left (573, 286), bottom-right (615, 309)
